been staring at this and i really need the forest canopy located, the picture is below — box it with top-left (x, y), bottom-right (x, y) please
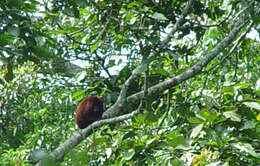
top-left (0, 0), bottom-right (260, 165)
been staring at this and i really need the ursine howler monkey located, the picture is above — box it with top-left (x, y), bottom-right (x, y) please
top-left (76, 96), bottom-right (104, 129)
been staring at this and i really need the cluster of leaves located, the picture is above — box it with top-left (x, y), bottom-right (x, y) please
top-left (66, 45), bottom-right (260, 165)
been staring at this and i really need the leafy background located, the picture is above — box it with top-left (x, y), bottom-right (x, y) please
top-left (0, 0), bottom-right (260, 165)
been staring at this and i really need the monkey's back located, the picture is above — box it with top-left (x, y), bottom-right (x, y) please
top-left (76, 96), bottom-right (104, 129)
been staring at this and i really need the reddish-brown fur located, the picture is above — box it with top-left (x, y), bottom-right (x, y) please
top-left (76, 96), bottom-right (104, 129)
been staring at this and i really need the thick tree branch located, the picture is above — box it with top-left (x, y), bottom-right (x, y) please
top-left (36, 1), bottom-right (196, 164)
top-left (205, 21), bottom-right (254, 73)
top-left (106, 0), bottom-right (195, 118)
top-left (37, 1), bottom-right (254, 164)
top-left (48, 108), bottom-right (140, 161)
top-left (103, 13), bottom-right (248, 119)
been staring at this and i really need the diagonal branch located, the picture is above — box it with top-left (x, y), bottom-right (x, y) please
top-left (204, 21), bottom-right (254, 73)
top-left (111, 0), bottom-right (195, 115)
top-left (103, 13), bottom-right (248, 119)
top-left (49, 106), bottom-right (141, 161)
top-left (37, 1), bottom-right (253, 164)
top-left (36, 2), bottom-right (196, 164)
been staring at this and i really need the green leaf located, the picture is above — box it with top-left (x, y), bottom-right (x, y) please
top-left (199, 110), bottom-right (218, 122)
top-left (168, 135), bottom-right (185, 147)
top-left (0, 33), bottom-right (13, 46)
top-left (235, 83), bottom-right (250, 89)
top-left (257, 113), bottom-right (260, 121)
top-left (32, 46), bottom-right (52, 58)
top-left (188, 117), bottom-right (204, 124)
top-left (190, 124), bottom-right (204, 138)
top-left (8, 27), bottom-right (20, 37)
top-left (95, 136), bottom-right (109, 145)
top-left (243, 102), bottom-right (260, 110)
top-left (105, 148), bottom-right (112, 158)
top-left (90, 40), bottom-right (100, 53)
top-left (231, 143), bottom-right (257, 157)
top-left (134, 114), bottom-right (145, 124)
top-left (125, 12), bottom-right (134, 22)
top-left (144, 110), bottom-right (159, 122)
top-left (209, 28), bottom-right (218, 38)
top-left (240, 120), bottom-right (257, 130)
top-left (72, 90), bottom-right (85, 100)
top-left (123, 149), bottom-right (135, 161)
top-left (256, 78), bottom-right (260, 90)
top-left (127, 1), bottom-right (142, 8)
top-left (205, 141), bottom-right (219, 147)
top-left (151, 12), bottom-right (168, 21)
top-left (7, 0), bottom-right (24, 9)
top-left (207, 129), bottom-right (221, 145)
top-left (146, 137), bottom-right (157, 146)
top-left (157, 68), bottom-right (169, 76)
top-left (223, 111), bottom-right (241, 122)
top-left (171, 160), bottom-right (185, 166)
top-left (129, 15), bottom-right (138, 24)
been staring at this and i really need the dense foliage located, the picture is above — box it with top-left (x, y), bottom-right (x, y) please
top-left (0, 0), bottom-right (260, 165)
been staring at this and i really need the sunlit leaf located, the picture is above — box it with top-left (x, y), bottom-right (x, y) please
top-left (243, 102), bottom-right (260, 110)
top-left (231, 143), bottom-right (257, 157)
top-left (240, 120), bottom-right (257, 130)
top-left (256, 79), bottom-right (260, 90)
top-left (151, 12), bottom-right (168, 21)
top-left (257, 113), bottom-right (260, 121)
top-left (191, 155), bottom-right (202, 166)
top-left (90, 40), bottom-right (100, 53)
top-left (223, 111), bottom-right (241, 122)
top-left (129, 16), bottom-right (138, 24)
top-left (128, 1), bottom-right (142, 8)
top-left (199, 110), bottom-right (218, 122)
top-left (105, 148), bottom-right (112, 158)
top-left (123, 149), bottom-right (135, 161)
top-left (190, 124), bottom-right (204, 138)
